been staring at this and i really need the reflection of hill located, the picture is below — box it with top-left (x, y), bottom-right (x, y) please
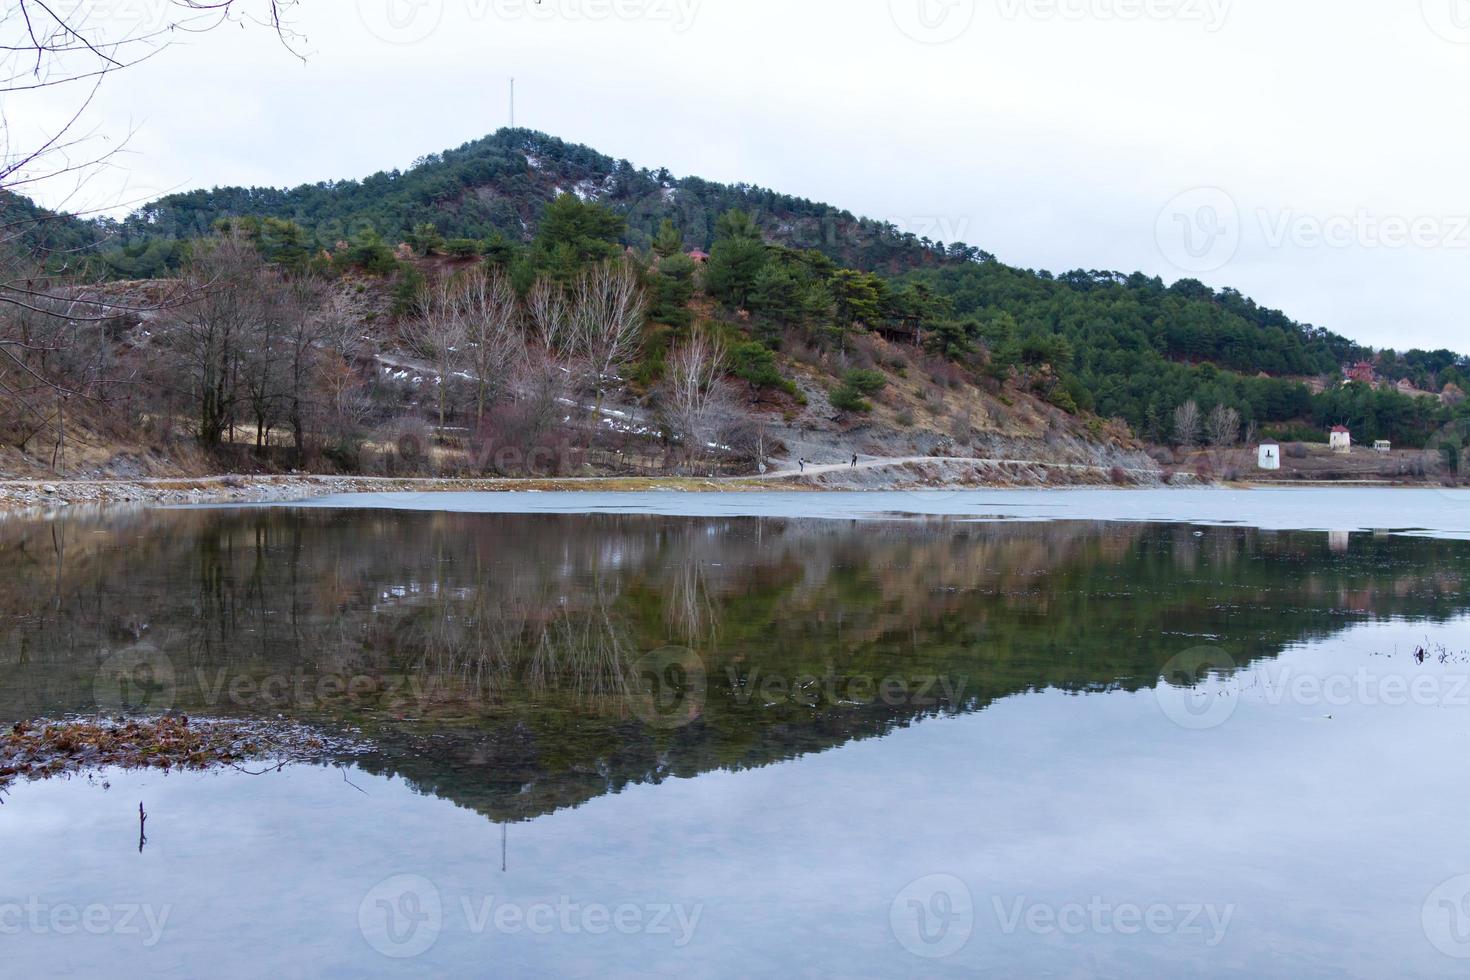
top-left (1, 510), bottom-right (1468, 823)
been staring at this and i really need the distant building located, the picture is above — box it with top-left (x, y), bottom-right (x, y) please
top-left (1330, 426), bottom-right (1352, 454)
top-left (1345, 362), bottom-right (1377, 385)
top-left (1258, 443), bottom-right (1281, 471)
top-left (1374, 440), bottom-right (1392, 454)
top-left (687, 249), bottom-right (710, 264)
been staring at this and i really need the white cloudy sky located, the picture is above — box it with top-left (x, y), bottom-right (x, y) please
top-left (14, 0), bottom-right (1470, 351)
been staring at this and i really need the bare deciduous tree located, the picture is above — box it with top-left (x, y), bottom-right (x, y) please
top-left (526, 276), bottom-right (572, 361)
top-left (570, 260), bottom-right (645, 424)
top-left (1, 1), bottom-right (298, 434)
top-left (662, 327), bottom-right (731, 471)
top-left (241, 274), bottom-right (287, 452)
top-left (0, 269), bottom-right (113, 458)
top-left (1207, 404), bottom-right (1242, 448)
top-left (410, 275), bottom-right (470, 436)
top-left (279, 275), bottom-right (337, 466)
top-left (457, 267), bottom-right (523, 426)
top-left (168, 233), bottom-right (268, 446)
top-left (1174, 400), bottom-right (1202, 449)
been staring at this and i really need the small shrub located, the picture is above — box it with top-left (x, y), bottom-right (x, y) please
top-left (443, 238), bottom-right (481, 259)
top-left (732, 342), bottom-right (796, 394)
top-left (843, 369), bottom-right (888, 397)
top-left (830, 369), bottom-right (888, 414)
top-left (390, 265), bottom-right (426, 317)
top-left (830, 386), bottom-right (871, 414)
top-left (1286, 442), bottom-right (1309, 459)
top-left (1047, 388), bottom-right (1079, 414)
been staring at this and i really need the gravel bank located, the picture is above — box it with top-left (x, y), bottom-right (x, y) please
top-left (0, 456), bottom-right (1171, 512)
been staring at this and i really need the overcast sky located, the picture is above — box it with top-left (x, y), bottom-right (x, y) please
top-left (17, 0), bottom-right (1470, 352)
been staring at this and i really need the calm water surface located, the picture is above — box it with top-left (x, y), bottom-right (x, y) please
top-left (2, 506), bottom-right (1469, 977)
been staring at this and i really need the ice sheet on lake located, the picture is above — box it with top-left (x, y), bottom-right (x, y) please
top-left (266, 487), bottom-right (1470, 539)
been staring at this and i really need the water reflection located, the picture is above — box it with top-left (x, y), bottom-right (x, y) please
top-left (2, 509), bottom-right (1468, 824)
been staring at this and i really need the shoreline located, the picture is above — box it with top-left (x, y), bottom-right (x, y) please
top-left (0, 467), bottom-right (1449, 513)
top-left (0, 473), bottom-right (786, 510)
top-left (0, 456), bottom-right (1156, 508)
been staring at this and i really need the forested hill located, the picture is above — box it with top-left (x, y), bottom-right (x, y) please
top-left (105, 128), bottom-right (975, 278)
top-left (14, 127), bottom-right (1470, 447)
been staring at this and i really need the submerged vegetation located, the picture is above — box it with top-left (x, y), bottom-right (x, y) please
top-left (0, 717), bottom-right (364, 791)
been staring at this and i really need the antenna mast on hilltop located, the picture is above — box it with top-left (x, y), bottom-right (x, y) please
top-left (509, 77), bottom-right (516, 128)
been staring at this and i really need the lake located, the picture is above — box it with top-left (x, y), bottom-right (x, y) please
top-left (3, 489), bottom-right (1470, 977)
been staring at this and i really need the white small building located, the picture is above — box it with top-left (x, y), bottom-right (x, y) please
top-left (1258, 443), bottom-right (1281, 470)
top-left (1374, 440), bottom-right (1392, 454)
top-left (1330, 426), bottom-right (1352, 454)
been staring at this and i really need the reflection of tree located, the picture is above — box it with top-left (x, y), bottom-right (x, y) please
top-left (403, 571), bottom-right (641, 715)
top-left (1, 509), bottom-right (1469, 822)
top-left (663, 536), bottom-right (721, 647)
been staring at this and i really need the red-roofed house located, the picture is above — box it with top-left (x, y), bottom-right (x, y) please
top-left (687, 249), bottom-right (710, 264)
